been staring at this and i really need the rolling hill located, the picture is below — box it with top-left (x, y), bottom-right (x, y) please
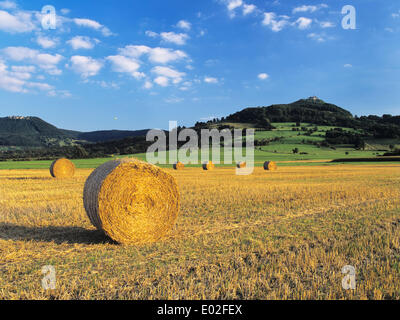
top-left (0, 116), bottom-right (150, 147)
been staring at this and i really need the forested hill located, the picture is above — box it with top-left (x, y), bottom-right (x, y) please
top-left (0, 116), bottom-right (150, 147)
top-left (224, 97), bottom-right (355, 127)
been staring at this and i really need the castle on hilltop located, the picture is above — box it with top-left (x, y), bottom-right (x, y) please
top-left (6, 116), bottom-right (31, 120)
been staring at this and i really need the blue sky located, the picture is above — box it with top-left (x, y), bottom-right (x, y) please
top-left (0, 0), bottom-right (399, 131)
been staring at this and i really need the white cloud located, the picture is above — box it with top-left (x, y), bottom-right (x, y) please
top-left (262, 12), bottom-right (289, 32)
top-left (145, 30), bottom-right (158, 38)
top-left (152, 66), bottom-right (185, 84)
top-left (344, 64), bottom-right (352, 68)
top-left (107, 55), bottom-right (144, 79)
top-left (119, 45), bottom-right (188, 64)
top-left (204, 76), bottom-right (218, 84)
top-left (294, 17), bottom-right (312, 30)
top-left (10, 65), bottom-right (35, 80)
top-left (0, 10), bottom-right (36, 33)
top-left (11, 65), bottom-right (35, 73)
top-left (0, 61), bottom-right (27, 92)
top-left (320, 21), bottom-right (335, 28)
top-left (0, 1), bottom-right (16, 9)
top-left (26, 81), bottom-right (53, 91)
top-left (67, 36), bottom-right (96, 50)
top-left (119, 45), bottom-right (151, 58)
top-left (154, 76), bottom-right (169, 87)
top-left (36, 36), bottom-right (57, 49)
top-left (165, 97), bottom-right (184, 103)
top-left (160, 32), bottom-right (189, 45)
top-left (177, 20), bottom-right (191, 31)
top-left (307, 33), bottom-right (326, 42)
top-left (258, 73), bottom-right (269, 80)
top-left (293, 5), bottom-right (318, 14)
top-left (69, 55), bottom-right (103, 78)
top-left (243, 4), bottom-right (256, 15)
top-left (0, 60), bottom-right (53, 94)
top-left (143, 80), bottom-right (153, 89)
top-left (293, 4), bottom-right (328, 14)
top-left (60, 8), bottom-right (70, 15)
top-left (227, 0), bottom-right (243, 11)
top-left (73, 18), bottom-right (113, 36)
top-left (392, 11), bottom-right (400, 18)
top-left (2, 46), bottom-right (63, 75)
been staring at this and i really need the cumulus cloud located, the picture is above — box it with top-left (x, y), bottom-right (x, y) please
top-left (344, 64), bottom-right (353, 68)
top-left (143, 80), bottom-right (153, 89)
top-left (0, 60), bottom-right (53, 94)
top-left (204, 76), bottom-right (218, 84)
top-left (262, 12), bottom-right (289, 32)
top-left (73, 18), bottom-right (113, 36)
top-left (69, 55), bottom-right (103, 78)
top-left (0, 9), bottom-right (36, 33)
top-left (258, 73), bottom-right (269, 80)
top-left (320, 21), bottom-right (335, 28)
top-left (243, 4), bottom-right (256, 15)
top-left (119, 45), bottom-right (188, 64)
top-left (154, 76), bottom-right (169, 87)
top-left (2, 46), bottom-right (63, 75)
top-left (145, 30), bottom-right (158, 38)
top-left (36, 36), bottom-right (57, 49)
top-left (227, 0), bottom-right (243, 12)
top-left (292, 4), bottom-right (328, 14)
top-left (152, 66), bottom-right (185, 84)
top-left (293, 17), bottom-right (312, 30)
top-left (107, 55), bottom-right (144, 79)
top-left (160, 32), bottom-right (189, 45)
top-left (0, 0), bottom-right (16, 9)
top-left (60, 8), bottom-right (70, 15)
top-left (224, 0), bottom-right (257, 18)
top-left (67, 36), bottom-right (97, 50)
top-left (307, 33), bottom-right (326, 42)
top-left (177, 20), bottom-right (191, 31)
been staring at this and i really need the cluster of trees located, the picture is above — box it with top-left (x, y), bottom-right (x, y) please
top-left (254, 137), bottom-right (282, 147)
top-left (325, 128), bottom-right (366, 149)
top-left (0, 136), bottom-right (152, 161)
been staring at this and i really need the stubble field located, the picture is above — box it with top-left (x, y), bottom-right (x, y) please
top-left (0, 164), bottom-right (400, 299)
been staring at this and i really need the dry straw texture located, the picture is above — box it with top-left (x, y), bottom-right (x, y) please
top-left (83, 158), bottom-right (180, 245)
top-left (202, 161), bottom-right (215, 171)
top-left (173, 162), bottom-right (185, 170)
top-left (237, 161), bottom-right (246, 169)
top-left (50, 158), bottom-right (75, 178)
top-left (264, 161), bottom-right (278, 171)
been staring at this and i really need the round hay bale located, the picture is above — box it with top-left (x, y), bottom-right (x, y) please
top-left (50, 158), bottom-right (75, 178)
top-left (83, 158), bottom-right (180, 245)
top-left (237, 161), bottom-right (246, 169)
top-left (173, 162), bottom-right (185, 170)
top-left (263, 161), bottom-right (277, 171)
top-left (202, 161), bottom-right (215, 171)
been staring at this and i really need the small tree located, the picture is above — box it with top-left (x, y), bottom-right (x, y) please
top-left (292, 148), bottom-right (299, 154)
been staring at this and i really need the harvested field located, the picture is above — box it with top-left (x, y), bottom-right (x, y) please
top-left (0, 165), bottom-right (399, 299)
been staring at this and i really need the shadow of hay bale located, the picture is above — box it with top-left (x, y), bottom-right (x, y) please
top-left (0, 223), bottom-right (117, 245)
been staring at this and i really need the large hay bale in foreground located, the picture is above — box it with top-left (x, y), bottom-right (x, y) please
top-left (173, 162), bottom-right (185, 170)
top-left (264, 161), bottom-right (277, 171)
top-left (237, 161), bottom-right (246, 169)
top-left (83, 159), bottom-right (180, 245)
top-left (202, 161), bottom-right (215, 171)
top-left (50, 158), bottom-right (75, 178)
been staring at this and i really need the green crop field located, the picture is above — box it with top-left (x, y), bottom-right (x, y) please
top-left (0, 123), bottom-right (398, 170)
